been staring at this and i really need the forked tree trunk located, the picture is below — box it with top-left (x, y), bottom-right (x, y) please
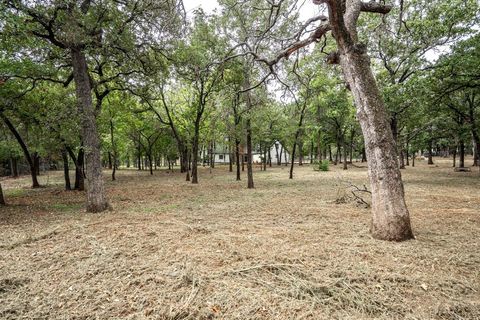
top-left (319, 0), bottom-right (414, 241)
top-left (71, 48), bottom-right (109, 212)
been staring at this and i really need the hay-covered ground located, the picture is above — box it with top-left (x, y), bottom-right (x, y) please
top-left (1, 158), bottom-right (479, 319)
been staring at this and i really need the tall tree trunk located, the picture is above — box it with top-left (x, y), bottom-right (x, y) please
top-left (228, 138), bottom-right (233, 172)
top-left (148, 152), bottom-right (153, 175)
top-left (338, 47), bottom-right (413, 241)
top-left (343, 138), bottom-right (348, 170)
top-left (246, 118), bottom-right (254, 189)
top-left (279, 146), bottom-right (283, 165)
top-left (0, 183), bottom-right (5, 206)
top-left (61, 148), bottom-right (72, 191)
top-left (325, 0), bottom-right (413, 240)
top-left (191, 116), bottom-right (201, 184)
top-left (33, 152), bottom-right (40, 176)
top-left (472, 131), bottom-right (480, 167)
top-left (399, 149), bottom-right (405, 169)
top-left (67, 146), bottom-right (85, 191)
top-left (263, 144), bottom-right (267, 171)
top-left (405, 145), bottom-right (410, 166)
top-left (452, 146), bottom-right (457, 167)
top-left (428, 138), bottom-right (434, 165)
top-left (298, 140), bottom-right (304, 166)
top-left (290, 134), bottom-right (303, 179)
top-left (268, 146), bottom-right (272, 167)
top-left (110, 118), bottom-right (116, 181)
top-left (107, 152), bottom-right (113, 170)
top-left (235, 138), bottom-right (241, 181)
top-left (71, 48), bottom-right (109, 212)
top-left (459, 140), bottom-right (465, 168)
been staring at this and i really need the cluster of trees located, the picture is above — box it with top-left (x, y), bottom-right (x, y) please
top-left (0, 0), bottom-right (478, 241)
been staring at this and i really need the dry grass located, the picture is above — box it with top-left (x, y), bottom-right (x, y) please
top-left (0, 158), bottom-right (479, 319)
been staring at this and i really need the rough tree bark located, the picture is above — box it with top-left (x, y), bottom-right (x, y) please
top-left (71, 48), bottom-right (109, 212)
top-left (311, 0), bottom-right (414, 240)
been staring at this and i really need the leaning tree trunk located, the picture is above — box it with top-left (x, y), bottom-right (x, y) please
top-left (339, 50), bottom-right (413, 241)
top-left (71, 48), bottom-right (109, 212)
top-left (321, 0), bottom-right (414, 241)
top-left (0, 112), bottom-right (40, 188)
top-left (0, 183), bottom-right (5, 206)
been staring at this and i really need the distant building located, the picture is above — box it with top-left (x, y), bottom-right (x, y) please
top-left (203, 140), bottom-right (290, 164)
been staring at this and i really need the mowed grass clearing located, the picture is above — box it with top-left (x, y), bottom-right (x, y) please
top-left (0, 159), bottom-right (479, 319)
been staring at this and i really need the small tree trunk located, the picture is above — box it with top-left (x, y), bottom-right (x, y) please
top-left (108, 152), bottom-right (113, 170)
top-left (452, 147), bottom-right (457, 167)
top-left (0, 183), bottom-right (5, 206)
top-left (228, 139), bottom-right (233, 172)
top-left (298, 140), bottom-right (304, 166)
top-left (399, 149), bottom-right (405, 169)
top-left (61, 148), bottom-right (72, 191)
top-left (268, 147), bottom-right (272, 167)
top-left (191, 117), bottom-right (201, 184)
top-left (279, 146), bottom-right (283, 165)
top-left (406, 146), bottom-right (410, 166)
top-left (148, 153), bottom-right (153, 175)
top-left (428, 139), bottom-right (434, 165)
top-left (71, 47), bottom-right (109, 212)
top-left (246, 118), bottom-right (254, 189)
top-left (110, 118), bottom-right (116, 181)
top-left (263, 145), bottom-right (267, 171)
top-left (10, 158), bottom-right (18, 177)
top-left (343, 139), bottom-right (348, 170)
top-left (235, 138), bottom-right (241, 181)
top-left (459, 140), bottom-right (465, 168)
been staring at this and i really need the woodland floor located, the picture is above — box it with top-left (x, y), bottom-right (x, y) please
top-left (0, 158), bottom-right (479, 320)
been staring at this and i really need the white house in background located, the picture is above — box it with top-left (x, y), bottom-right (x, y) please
top-left (204, 140), bottom-right (290, 164)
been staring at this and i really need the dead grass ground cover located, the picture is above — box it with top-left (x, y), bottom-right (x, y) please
top-left (0, 158), bottom-right (479, 319)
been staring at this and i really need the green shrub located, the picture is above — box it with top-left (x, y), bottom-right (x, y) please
top-left (313, 160), bottom-right (330, 171)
